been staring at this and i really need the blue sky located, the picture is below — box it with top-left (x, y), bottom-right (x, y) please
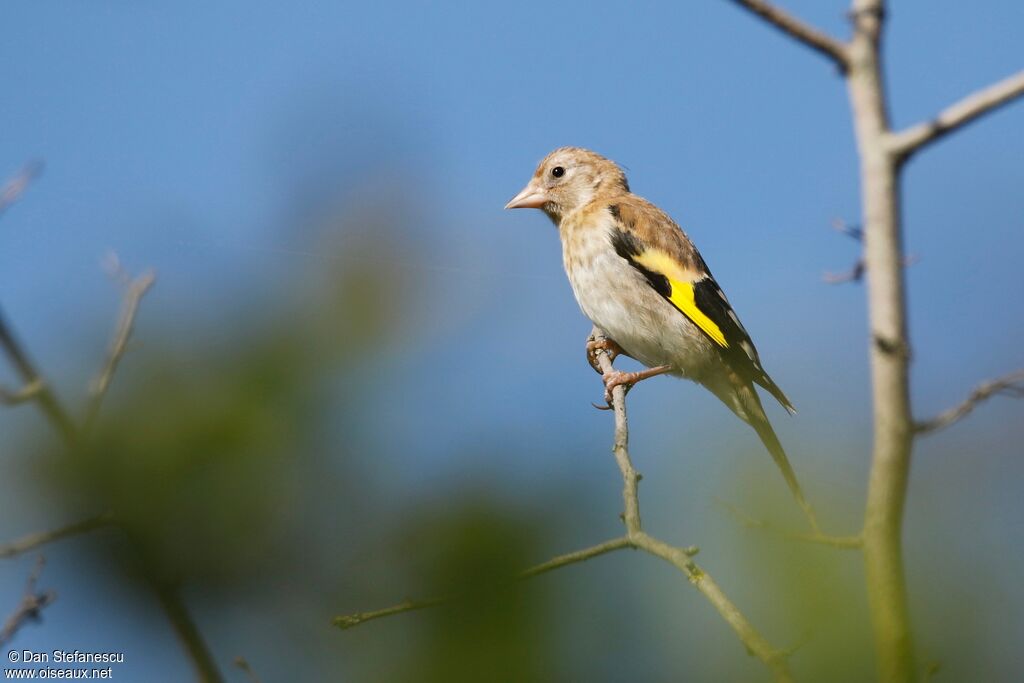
top-left (2, 1), bottom-right (1023, 680)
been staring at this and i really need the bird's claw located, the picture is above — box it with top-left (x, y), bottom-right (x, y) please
top-left (601, 369), bottom-right (636, 407)
top-left (586, 337), bottom-right (622, 374)
top-left (593, 365), bottom-right (672, 409)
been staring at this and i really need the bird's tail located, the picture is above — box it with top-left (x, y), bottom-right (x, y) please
top-left (720, 381), bottom-right (819, 531)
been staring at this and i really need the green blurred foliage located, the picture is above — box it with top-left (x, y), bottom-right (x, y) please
top-left (22, 208), bottom-right (561, 681)
top-left (38, 229), bottom-right (401, 584)
top-left (384, 503), bottom-right (554, 683)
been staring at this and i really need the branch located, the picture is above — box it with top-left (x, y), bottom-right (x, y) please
top-left (0, 310), bottom-right (78, 444)
top-left (0, 556), bottom-right (56, 647)
top-left (726, 0), bottom-right (850, 71)
top-left (233, 657), bottom-right (263, 683)
top-left (590, 327), bottom-right (795, 680)
top-left (334, 536), bottom-right (634, 630)
top-left (0, 513), bottom-right (115, 559)
top-left (0, 161), bottom-right (44, 218)
top-left (914, 370), bottom-right (1024, 435)
top-left (889, 70), bottom-right (1024, 159)
top-left (824, 259), bottom-right (866, 284)
top-left (337, 327), bottom-right (794, 682)
top-left (83, 266), bottom-right (156, 432)
top-left (0, 378), bottom-right (43, 405)
top-left (824, 220), bottom-right (918, 284)
top-left (153, 582), bottom-right (225, 683)
top-left (0, 251), bottom-right (217, 679)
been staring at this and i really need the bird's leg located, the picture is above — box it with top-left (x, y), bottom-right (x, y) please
top-left (600, 365), bottom-right (672, 407)
top-left (586, 336), bottom-right (624, 374)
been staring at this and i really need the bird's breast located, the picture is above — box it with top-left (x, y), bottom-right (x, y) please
top-left (560, 220), bottom-right (713, 376)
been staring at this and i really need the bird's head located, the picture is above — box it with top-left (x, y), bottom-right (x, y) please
top-left (505, 147), bottom-right (630, 223)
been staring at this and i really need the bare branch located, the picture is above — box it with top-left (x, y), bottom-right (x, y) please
top-left (0, 378), bottom-right (44, 405)
top-left (153, 582), bottom-right (224, 683)
top-left (233, 657), bottom-right (263, 683)
top-left (0, 310), bottom-right (78, 444)
top-left (824, 259), bottom-right (866, 284)
top-left (0, 556), bottom-right (56, 647)
top-left (0, 189), bottom-right (216, 679)
top-left (335, 327), bottom-right (793, 680)
top-left (726, 0), bottom-right (850, 71)
top-left (0, 161), bottom-right (44, 218)
top-left (825, 220), bottom-right (918, 284)
top-left (83, 267), bottom-right (156, 432)
top-left (334, 536), bottom-right (634, 630)
top-left (584, 328), bottom-right (795, 681)
top-left (0, 514), bottom-right (115, 560)
top-left (889, 70), bottom-right (1024, 159)
top-left (518, 536), bottom-right (638, 578)
top-left (832, 218), bottom-right (863, 241)
top-left (824, 255), bottom-right (917, 285)
top-left (914, 370), bottom-right (1024, 435)
top-left (334, 597), bottom-right (447, 631)
top-left (722, 501), bottom-right (863, 549)
top-left (588, 329), bottom-right (643, 535)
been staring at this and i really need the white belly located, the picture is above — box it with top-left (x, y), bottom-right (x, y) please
top-left (563, 240), bottom-right (715, 380)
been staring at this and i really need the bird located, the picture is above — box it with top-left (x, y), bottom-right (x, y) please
top-left (505, 146), bottom-right (815, 527)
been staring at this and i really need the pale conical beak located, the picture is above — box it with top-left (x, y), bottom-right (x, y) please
top-left (504, 181), bottom-right (548, 210)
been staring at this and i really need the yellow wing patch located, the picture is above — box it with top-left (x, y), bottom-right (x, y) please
top-left (631, 249), bottom-right (728, 348)
top-left (632, 249), bottom-right (691, 283)
top-left (666, 279), bottom-right (728, 348)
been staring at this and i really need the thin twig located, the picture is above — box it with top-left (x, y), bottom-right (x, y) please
top-left (0, 513), bottom-right (116, 559)
top-left (0, 255), bottom-right (218, 680)
top-left (153, 582), bottom-right (224, 683)
top-left (233, 657), bottom-right (263, 683)
top-left (0, 556), bottom-right (56, 647)
top-left (334, 597), bottom-right (447, 631)
top-left (518, 536), bottom-right (636, 578)
top-left (334, 536), bottom-right (635, 630)
top-left (588, 329), bottom-right (643, 535)
top-left (0, 310), bottom-right (78, 444)
top-left (721, 501), bottom-right (863, 549)
top-left (83, 268), bottom-right (156, 433)
top-left (825, 220), bottom-right (917, 284)
top-left (0, 378), bottom-right (44, 405)
top-left (914, 370), bottom-right (1024, 435)
top-left (726, 0), bottom-right (850, 71)
top-left (824, 259), bottom-right (866, 284)
top-left (889, 70), bottom-right (1024, 159)
top-left (832, 218), bottom-right (863, 241)
top-left (824, 255), bottom-right (917, 285)
top-left (0, 161), bottom-right (44, 218)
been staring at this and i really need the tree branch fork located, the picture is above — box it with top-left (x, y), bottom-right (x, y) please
top-left (727, 0), bottom-right (1024, 161)
top-left (334, 328), bottom-right (796, 682)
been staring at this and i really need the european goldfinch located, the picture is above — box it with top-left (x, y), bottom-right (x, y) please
top-left (506, 146), bottom-right (814, 524)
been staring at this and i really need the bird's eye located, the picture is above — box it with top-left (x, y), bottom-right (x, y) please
top-left (551, 166), bottom-right (565, 178)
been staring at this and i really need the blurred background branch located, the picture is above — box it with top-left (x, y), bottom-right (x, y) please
top-left (83, 265), bottom-right (156, 433)
top-left (915, 370), bottom-right (1024, 436)
top-left (0, 556), bottom-right (55, 647)
top-left (0, 514), bottom-right (115, 560)
top-left (0, 163), bottom-right (225, 681)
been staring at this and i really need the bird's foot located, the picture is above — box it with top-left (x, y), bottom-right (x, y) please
top-left (586, 336), bottom-right (624, 374)
top-left (597, 365), bottom-right (672, 409)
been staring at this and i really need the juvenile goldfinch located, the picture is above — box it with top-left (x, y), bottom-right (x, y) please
top-left (506, 146), bottom-right (814, 524)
